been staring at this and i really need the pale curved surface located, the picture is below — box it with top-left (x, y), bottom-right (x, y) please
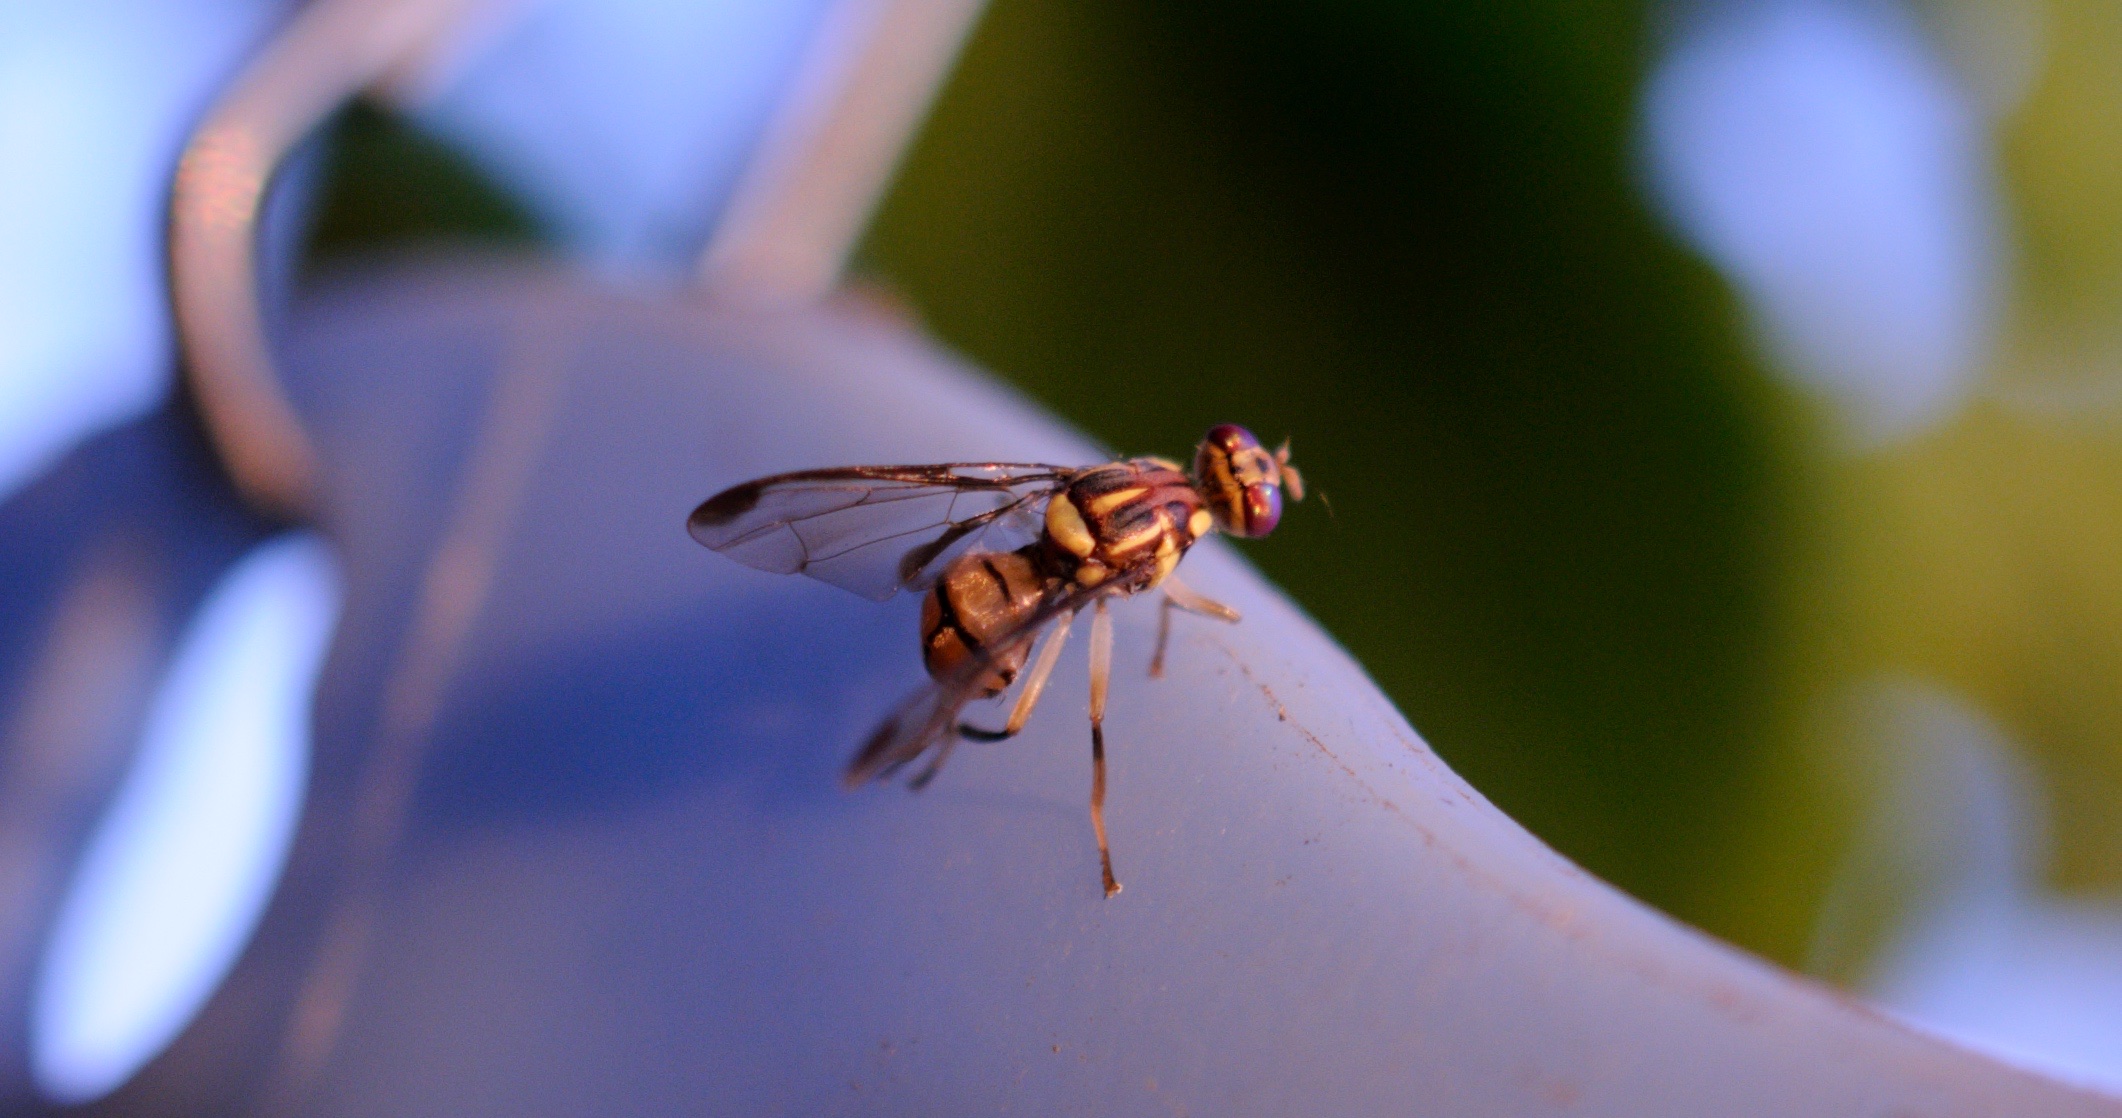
top-left (80, 257), bottom-right (2117, 1116)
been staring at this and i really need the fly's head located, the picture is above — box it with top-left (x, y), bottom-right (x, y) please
top-left (1192, 424), bottom-right (1304, 539)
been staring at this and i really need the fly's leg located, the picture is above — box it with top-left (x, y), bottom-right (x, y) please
top-left (1150, 597), bottom-right (1174, 680)
top-left (1148, 575), bottom-right (1242, 678)
top-left (1088, 598), bottom-right (1120, 897)
top-left (905, 737), bottom-right (958, 790)
top-left (956, 611), bottom-right (1074, 744)
top-left (1166, 575), bottom-right (1241, 623)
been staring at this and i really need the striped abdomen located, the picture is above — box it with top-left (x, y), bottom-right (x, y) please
top-left (920, 549), bottom-right (1048, 695)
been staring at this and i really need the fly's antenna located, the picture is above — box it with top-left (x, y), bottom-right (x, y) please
top-left (1275, 439), bottom-right (1306, 503)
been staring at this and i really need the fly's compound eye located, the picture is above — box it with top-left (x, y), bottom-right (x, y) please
top-left (1194, 424), bottom-right (1283, 538)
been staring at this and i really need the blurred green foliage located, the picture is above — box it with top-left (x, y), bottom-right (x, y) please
top-left (305, 2), bottom-right (1855, 964)
top-left (1836, 2), bottom-right (2122, 897)
top-left (304, 100), bottom-right (542, 265)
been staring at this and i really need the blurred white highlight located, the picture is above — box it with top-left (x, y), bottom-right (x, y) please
top-left (31, 533), bottom-right (339, 1105)
top-left (0, 0), bottom-right (278, 504)
top-left (416, 0), bottom-right (836, 271)
top-left (1639, 0), bottom-right (2002, 442)
top-left (1842, 680), bottom-right (2122, 1096)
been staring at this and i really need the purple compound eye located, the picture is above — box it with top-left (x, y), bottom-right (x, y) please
top-left (1193, 425), bottom-right (1284, 538)
top-left (1240, 478), bottom-right (1283, 537)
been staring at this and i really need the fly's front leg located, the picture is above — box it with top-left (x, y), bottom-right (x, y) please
top-left (955, 611), bottom-right (1074, 745)
top-left (1148, 574), bottom-right (1242, 678)
top-left (1165, 575), bottom-right (1240, 623)
top-left (1150, 597), bottom-right (1175, 680)
top-left (1088, 598), bottom-right (1120, 897)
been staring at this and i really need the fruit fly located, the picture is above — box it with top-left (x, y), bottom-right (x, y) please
top-left (688, 425), bottom-right (1304, 896)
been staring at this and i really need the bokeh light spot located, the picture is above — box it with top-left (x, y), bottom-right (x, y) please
top-left (30, 533), bottom-right (339, 1104)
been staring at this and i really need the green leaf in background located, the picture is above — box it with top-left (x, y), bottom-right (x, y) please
top-left (304, 101), bottom-right (545, 267)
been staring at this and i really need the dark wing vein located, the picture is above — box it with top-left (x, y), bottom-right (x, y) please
top-left (688, 463), bottom-right (1071, 600)
top-left (845, 578), bottom-right (1125, 785)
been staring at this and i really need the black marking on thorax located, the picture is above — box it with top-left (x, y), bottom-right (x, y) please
top-left (1037, 459), bottom-right (1205, 592)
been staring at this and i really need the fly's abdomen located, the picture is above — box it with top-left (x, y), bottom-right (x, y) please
top-left (920, 549), bottom-right (1047, 694)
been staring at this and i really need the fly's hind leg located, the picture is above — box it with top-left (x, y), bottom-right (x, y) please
top-left (1148, 575), bottom-right (1242, 678)
top-left (905, 738), bottom-right (957, 791)
top-left (954, 611), bottom-right (1075, 745)
top-left (916, 614), bottom-right (1074, 790)
top-left (1088, 598), bottom-right (1120, 897)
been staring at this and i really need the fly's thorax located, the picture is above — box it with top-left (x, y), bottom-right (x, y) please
top-left (1043, 459), bottom-right (1207, 591)
top-left (921, 549), bottom-right (1047, 694)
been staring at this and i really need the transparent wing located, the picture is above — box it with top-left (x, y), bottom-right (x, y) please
top-left (845, 579), bottom-right (1123, 785)
top-left (688, 463), bottom-right (1072, 600)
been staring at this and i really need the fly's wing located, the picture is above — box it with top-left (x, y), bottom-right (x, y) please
top-left (688, 463), bottom-right (1071, 600)
top-left (845, 579), bottom-right (1120, 786)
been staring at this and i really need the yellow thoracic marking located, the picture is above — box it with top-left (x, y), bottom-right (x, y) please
top-left (1187, 508), bottom-right (1213, 538)
top-left (1105, 519), bottom-right (1162, 557)
top-left (1151, 547), bottom-right (1181, 586)
top-left (1087, 487), bottom-right (1147, 515)
top-left (1076, 561), bottom-right (1109, 586)
top-left (1046, 494), bottom-right (1095, 557)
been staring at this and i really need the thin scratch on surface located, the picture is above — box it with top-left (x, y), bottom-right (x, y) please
top-left (1206, 636), bottom-right (1422, 839)
top-left (1195, 636), bottom-right (1963, 1054)
top-left (256, 304), bottom-right (575, 1116)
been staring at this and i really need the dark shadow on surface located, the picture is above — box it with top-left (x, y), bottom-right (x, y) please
top-left (416, 589), bottom-right (916, 828)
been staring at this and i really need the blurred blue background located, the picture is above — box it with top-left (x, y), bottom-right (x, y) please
top-left (14, 0), bottom-right (2122, 1099)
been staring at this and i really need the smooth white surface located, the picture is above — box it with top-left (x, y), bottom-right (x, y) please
top-left (31, 533), bottom-right (339, 1105)
top-left (228, 264), bottom-right (2121, 1115)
